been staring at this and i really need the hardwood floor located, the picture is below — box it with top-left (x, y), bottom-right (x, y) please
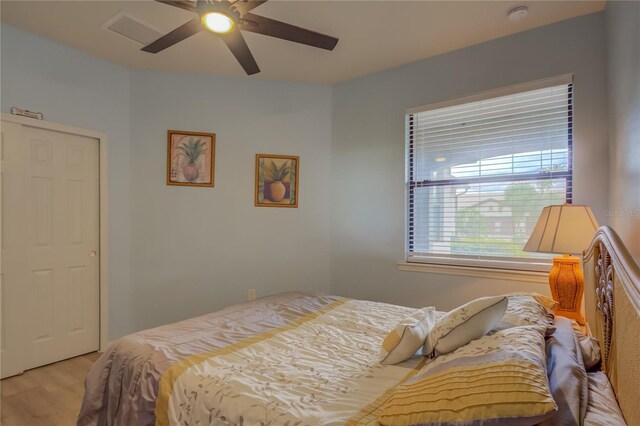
top-left (1, 352), bottom-right (100, 426)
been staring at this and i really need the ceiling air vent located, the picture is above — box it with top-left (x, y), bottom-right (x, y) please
top-left (102, 12), bottom-right (163, 46)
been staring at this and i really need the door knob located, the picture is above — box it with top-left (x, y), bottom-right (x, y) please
top-left (89, 250), bottom-right (97, 257)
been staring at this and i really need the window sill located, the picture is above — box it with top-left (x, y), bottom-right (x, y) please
top-left (397, 262), bottom-right (550, 284)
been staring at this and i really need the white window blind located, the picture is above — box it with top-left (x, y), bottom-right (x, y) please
top-left (407, 79), bottom-right (573, 270)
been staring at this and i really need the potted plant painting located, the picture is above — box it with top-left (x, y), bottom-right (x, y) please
top-left (255, 154), bottom-right (299, 208)
top-left (178, 138), bottom-right (206, 182)
top-left (166, 130), bottom-right (215, 187)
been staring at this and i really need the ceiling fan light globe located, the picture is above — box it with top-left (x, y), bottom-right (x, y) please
top-left (202, 12), bottom-right (235, 34)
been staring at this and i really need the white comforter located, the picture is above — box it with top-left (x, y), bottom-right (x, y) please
top-left (161, 298), bottom-right (429, 426)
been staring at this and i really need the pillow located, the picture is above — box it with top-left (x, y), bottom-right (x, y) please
top-left (571, 320), bottom-right (601, 370)
top-left (379, 325), bottom-right (557, 426)
top-left (529, 292), bottom-right (559, 313)
top-left (497, 292), bottom-right (558, 334)
top-left (423, 296), bottom-right (508, 357)
top-left (539, 317), bottom-right (589, 426)
top-left (379, 307), bottom-right (437, 365)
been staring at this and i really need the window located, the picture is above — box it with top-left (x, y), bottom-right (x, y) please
top-left (406, 76), bottom-right (573, 271)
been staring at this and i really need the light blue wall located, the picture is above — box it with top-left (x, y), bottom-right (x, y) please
top-left (605, 1), bottom-right (640, 263)
top-left (330, 13), bottom-right (609, 310)
top-left (128, 71), bottom-right (332, 330)
top-left (1, 9), bottom-right (616, 335)
top-left (1, 24), bottom-right (333, 337)
top-left (1, 25), bottom-right (133, 340)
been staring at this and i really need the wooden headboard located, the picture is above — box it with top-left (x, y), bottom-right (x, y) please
top-left (583, 226), bottom-right (640, 425)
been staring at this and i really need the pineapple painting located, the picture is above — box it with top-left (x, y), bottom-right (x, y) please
top-left (177, 138), bottom-right (206, 182)
top-left (167, 130), bottom-right (215, 187)
top-left (255, 154), bottom-right (299, 208)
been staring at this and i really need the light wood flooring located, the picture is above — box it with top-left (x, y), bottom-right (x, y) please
top-left (1, 352), bottom-right (100, 426)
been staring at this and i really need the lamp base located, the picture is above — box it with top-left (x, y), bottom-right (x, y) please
top-left (549, 255), bottom-right (585, 325)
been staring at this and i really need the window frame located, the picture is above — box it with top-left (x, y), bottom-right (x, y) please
top-left (406, 75), bottom-right (574, 271)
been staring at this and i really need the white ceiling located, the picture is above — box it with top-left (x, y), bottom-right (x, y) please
top-left (1, 0), bottom-right (605, 84)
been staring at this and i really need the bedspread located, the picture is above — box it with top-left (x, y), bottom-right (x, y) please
top-left (78, 292), bottom-right (430, 426)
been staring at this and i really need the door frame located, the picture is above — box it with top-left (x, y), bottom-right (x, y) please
top-left (1, 113), bottom-right (110, 352)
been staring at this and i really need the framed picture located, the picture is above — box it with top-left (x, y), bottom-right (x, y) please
top-left (166, 130), bottom-right (215, 187)
top-left (255, 154), bottom-right (299, 208)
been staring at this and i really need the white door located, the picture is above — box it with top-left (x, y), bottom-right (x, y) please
top-left (1, 121), bottom-right (27, 379)
top-left (1, 122), bottom-right (100, 378)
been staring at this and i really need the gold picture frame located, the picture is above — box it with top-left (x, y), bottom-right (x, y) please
top-left (166, 130), bottom-right (215, 187)
top-left (255, 154), bottom-right (299, 208)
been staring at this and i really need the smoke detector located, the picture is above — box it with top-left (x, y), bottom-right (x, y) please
top-left (507, 5), bottom-right (529, 22)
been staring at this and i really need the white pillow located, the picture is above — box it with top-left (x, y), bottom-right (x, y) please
top-left (497, 292), bottom-right (558, 334)
top-left (379, 307), bottom-right (437, 365)
top-left (423, 295), bottom-right (508, 357)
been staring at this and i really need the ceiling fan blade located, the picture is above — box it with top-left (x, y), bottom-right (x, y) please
top-left (154, 0), bottom-right (197, 13)
top-left (142, 18), bottom-right (202, 53)
top-left (240, 13), bottom-right (338, 51)
top-left (220, 30), bottom-right (260, 75)
top-left (231, 0), bottom-right (268, 16)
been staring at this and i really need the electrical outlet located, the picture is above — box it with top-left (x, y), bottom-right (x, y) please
top-left (248, 289), bottom-right (256, 301)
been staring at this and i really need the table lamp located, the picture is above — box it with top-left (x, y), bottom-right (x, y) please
top-left (524, 204), bottom-right (599, 324)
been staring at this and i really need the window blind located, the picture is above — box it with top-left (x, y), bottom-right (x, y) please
top-left (407, 81), bottom-right (573, 270)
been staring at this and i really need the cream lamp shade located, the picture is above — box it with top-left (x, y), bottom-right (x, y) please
top-left (524, 204), bottom-right (599, 255)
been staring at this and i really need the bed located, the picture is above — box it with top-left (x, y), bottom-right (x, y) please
top-left (582, 227), bottom-right (640, 425)
top-left (78, 226), bottom-right (639, 426)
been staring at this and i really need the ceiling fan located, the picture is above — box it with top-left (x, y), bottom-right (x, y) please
top-left (142, 0), bottom-right (339, 75)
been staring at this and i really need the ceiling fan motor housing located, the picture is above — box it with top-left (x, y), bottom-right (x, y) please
top-left (197, 0), bottom-right (240, 20)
